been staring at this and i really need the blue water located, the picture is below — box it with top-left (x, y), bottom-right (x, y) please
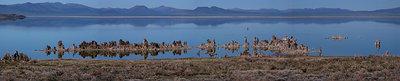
top-left (0, 17), bottom-right (399, 59)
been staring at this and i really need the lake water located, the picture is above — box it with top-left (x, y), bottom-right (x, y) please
top-left (0, 17), bottom-right (399, 59)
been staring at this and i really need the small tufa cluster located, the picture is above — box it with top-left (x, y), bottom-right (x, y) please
top-left (243, 36), bottom-right (250, 48)
top-left (220, 40), bottom-right (241, 48)
top-left (197, 39), bottom-right (218, 57)
top-left (197, 39), bottom-right (217, 49)
top-left (58, 40), bottom-right (65, 50)
top-left (383, 50), bottom-right (390, 56)
top-left (79, 40), bottom-right (117, 49)
top-left (331, 35), bottom-right (348, 41)
top-left (220, 40), bottom-right (241, 53)
top-left (252, 35), bottom-right (309, 55)
top-left (2, 51), bottom-right (30, 62)
top-left (374, 39), bottom-right (381, 50)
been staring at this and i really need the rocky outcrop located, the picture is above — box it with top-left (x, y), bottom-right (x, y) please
top-left (243, 36), bottom-right (250, 48)
top-left (239, 49), bottom-right (251, 57)
top-left (374, 39), bottom-right (381, 50)
top-left (220, 40), bottom-right (241, 53)
top-left (196, 39), bottom-right (218, 57)
top-left (252, 37), bottom-right (259, 47)
top-left (2, 51), bottom-right (10, 61)
top-left (252, 36), bottom-right (309, 55)
top-left (196, 39), bottom-right (217, 49)
top-left (384, 50), bottom-right (390, 56)
top-left (57, 40), bottom-right (65, 50)
top-left (1, 51), bottom-right (30, 62)
top-left (330, 35), bottom-right (348, 40)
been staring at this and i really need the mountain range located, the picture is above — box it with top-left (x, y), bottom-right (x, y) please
top-left (1, 2), bottom-right (400, 16)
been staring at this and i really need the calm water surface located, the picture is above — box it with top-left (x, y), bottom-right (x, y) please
top-left (0, 17), bottom-right (399, 59)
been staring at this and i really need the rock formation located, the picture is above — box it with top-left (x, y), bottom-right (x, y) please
top-left (331, 35), bottom-right (348, 40)
top-left (1, 51), bottom-right (30, 62)
top-left (239, 49), bottom-right (251, 57)
top-left (38, 35), bottom-right (311, 59)
top-left (58, 40), bottom-right (65, 50)
top-left (220, 40), bottom-right (241, 53)
top-left (2, 51), bottom-right (10, 61)
top-left (36, 39), bottom-right (192, 59)
top-left (243, 36), bottom-right (250, 48)
top-left (253, 36), bottom-right (309, 55)
top-left (196, 39), bottom-right (218, 57)
top-left (384, 50), bottom-right (390, 56)
top-left (198, 35), bottom-right (310, 56)
top-left (374, 39), bottom-right (381, 50)
top-left (253, 37), bottom-right (259, 47)
top-left (196, 39), bottom-right (217, 49)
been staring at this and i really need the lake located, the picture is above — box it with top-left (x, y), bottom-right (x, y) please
top-left (0, 17), bottom-right (399, 59)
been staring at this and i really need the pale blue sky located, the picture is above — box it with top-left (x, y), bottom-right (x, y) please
top-left (1, 0), bottom-right (400, 10)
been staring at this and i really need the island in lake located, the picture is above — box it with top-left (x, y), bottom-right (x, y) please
top-left (0, 14), bottom-right (26, 20)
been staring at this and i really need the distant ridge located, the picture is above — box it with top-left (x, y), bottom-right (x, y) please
top-left (1, 2), bottom-right (400, 16)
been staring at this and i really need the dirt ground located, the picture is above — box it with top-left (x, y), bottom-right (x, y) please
top-left (1, 55), bottom-right (400, 81)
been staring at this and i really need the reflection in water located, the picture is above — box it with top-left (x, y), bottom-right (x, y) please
top-left (1, 17), bottom-right (400, 27)
top-left (0, 18), bottom-right (24, 21)
top-left (49, 49), bottom-right (188, 59)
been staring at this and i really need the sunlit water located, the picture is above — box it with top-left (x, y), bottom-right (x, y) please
top-left (0, 17), bottom-right (399, 59)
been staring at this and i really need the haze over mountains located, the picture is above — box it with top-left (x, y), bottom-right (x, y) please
top-left (1, 2), bottom-right (400, 16)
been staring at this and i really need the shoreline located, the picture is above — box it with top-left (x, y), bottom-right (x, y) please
top-left (27, 15), bottom-right (400, 18)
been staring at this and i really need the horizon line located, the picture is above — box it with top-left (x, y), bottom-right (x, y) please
top-left (1, 2), bottom-right (399, 11)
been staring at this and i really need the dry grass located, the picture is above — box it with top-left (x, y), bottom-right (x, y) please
top-left (1, 55), bottom-right (400, 81)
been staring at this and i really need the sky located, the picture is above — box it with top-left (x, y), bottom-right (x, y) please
top-left (1, 0), bottom-right (400, 10)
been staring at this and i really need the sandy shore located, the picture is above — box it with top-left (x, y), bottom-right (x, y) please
top-left (26, 16), bottom-right (400, 19)
top-left (1, 55), bottom-right (400, 80)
